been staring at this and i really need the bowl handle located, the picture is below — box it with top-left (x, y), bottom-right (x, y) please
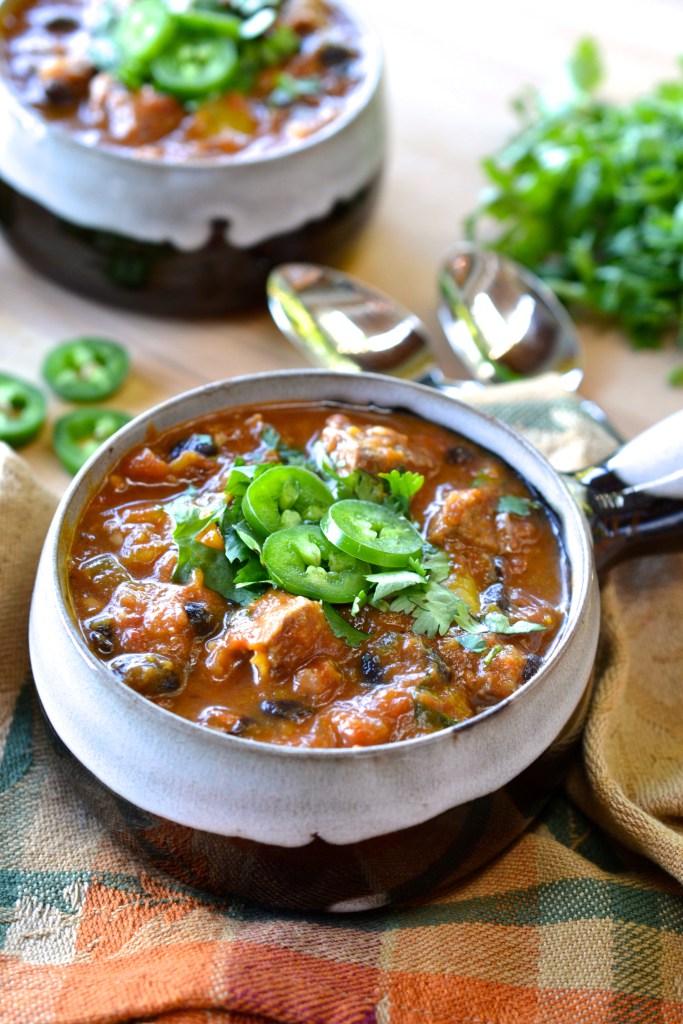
top-left (570, 410), bottom-right (683, 570)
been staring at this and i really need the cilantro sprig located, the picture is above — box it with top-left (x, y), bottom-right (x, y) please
top-left (467, 36), bottom-right (683, 359)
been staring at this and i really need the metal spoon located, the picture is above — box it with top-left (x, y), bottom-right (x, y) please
top-left (266, 259), bottom-right (621, 453)
top-left (438, 242), bottom-right (583, 389)
top-left (267, 257), bottom-right (582, 393)
top-left (267, 262), bottom-right (475, 397)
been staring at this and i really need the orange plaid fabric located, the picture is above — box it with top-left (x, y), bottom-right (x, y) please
top-left (1, 403), bottom-right (682, 1024)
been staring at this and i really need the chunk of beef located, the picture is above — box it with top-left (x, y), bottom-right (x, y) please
top-left (105, 579), bottom-right (225, 664)
top-left (319, 413), bottom-right (438, 477)
top-left (280, 0), bottom-right (329, 33)
top-left (427, 486), bottom-right (499, 552)
top-left (471, 644), bottom-right (528, 710)
top-left (207, 590), bottom-right (346, 682)
top-left (87, 73), bottom-right (184, 146)
top-left (101, 504), bottom-right (172, 571)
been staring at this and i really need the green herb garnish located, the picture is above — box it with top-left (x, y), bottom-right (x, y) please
top-left (90, 0), bottom-right (303, 107)
top-left (496, 495), bottom-right (540, 516)
top-left (163, 439), bottom-right (548, 651)
top-left (467, 36), bottom-right (683, 349)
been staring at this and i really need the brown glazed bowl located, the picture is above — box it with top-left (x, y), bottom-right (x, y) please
top-left (28, 371), bottom-right (683, 912)
top-left (0, 0), bottom-right (384, 316)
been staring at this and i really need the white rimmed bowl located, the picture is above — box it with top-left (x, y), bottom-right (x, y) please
top-left (0, 0), bottom-right (385, 315)
top-left (29, 371), bottom-right (683, 911)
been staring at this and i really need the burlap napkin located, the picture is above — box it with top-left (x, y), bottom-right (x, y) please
top-left (1, 385), bottom-right (682, 1023)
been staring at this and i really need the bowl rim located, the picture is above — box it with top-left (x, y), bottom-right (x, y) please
top-left (0, 0), bottom-right (384, 170)
top-left (46, 368), bottom-right (596, 760)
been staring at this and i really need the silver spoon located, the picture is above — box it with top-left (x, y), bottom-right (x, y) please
top-left (438, 242), bottom-right (583, 389)
top-left (267, 256), bottom-right (582, 392)
top-left (267, 262), bottom-right (476, 396)
top-left (267, 259), bottom-right (622, 451)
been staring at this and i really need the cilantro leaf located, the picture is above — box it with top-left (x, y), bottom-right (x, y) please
top-left (419, 544), bottom-right (451, 583)
top-left (224, 462), bottom-right (271, 502)
top-left (389, 583), bottom-right (476, 638)
top-left (164, 494), bottom-right (239, 600)
top-left (483, 611), bottom-right (547, 635)
top-left (453, 632), bottom-right (488, 654)
top-left (365, 569), bottom-right (425, 603)
top-left (379, 469), bottom-right (425, 514)
top-left (496, 495), bottom-right (540, 516)
top-left (310, 442), bottom-right (387, 504)
top-left (322, 603), bottom-right (370, 647)
top-left (260, 424), bottom-right (310, 466)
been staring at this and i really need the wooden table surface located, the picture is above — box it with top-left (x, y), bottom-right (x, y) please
top-left (1, 0), bottom-right (682, 494)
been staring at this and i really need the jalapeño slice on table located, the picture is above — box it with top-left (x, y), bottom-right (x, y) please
top-left (52, 409), bottom-right (132, 475)
top-left (242, 465), bottom-right (334, 536)
top-left (42, 337), bottom-right (130, 402)
top-left (262, 524), bottom-right (369, 603)
top-left (0, 373), bottom-right (46, 447)
top-left (321, 499), bottom-right (423, 568)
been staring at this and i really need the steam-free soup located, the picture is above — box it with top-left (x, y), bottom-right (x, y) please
top-left (67, 402), bottom-right (568, 747)
top-left (0, 0), bottom-right (368, 158)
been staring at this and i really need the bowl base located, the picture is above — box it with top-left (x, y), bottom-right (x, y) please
top-left (0, 172), bottom-right (382, 316)
top-left (37, 673), bottom-right (592, 913)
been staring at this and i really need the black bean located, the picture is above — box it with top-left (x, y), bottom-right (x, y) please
top-left (319, 43), bottom-right (354, 66)
top-left (109, 653), bottom-right (182, 697)
top-left (85, 615), bottom-right (115, 656)
top-left (168, 433), bottom-right (217, 460)
top-left (445, 444), bottom-right (475, 465)
top-left (184, 601), bottom-right (216, 637)
top-left (360, 653), bottom-right (384, 687)
top-left (259, 699), bottom-right (312, 722)
top-left (522, 653), bottom-right (543, 682)
top-left (481, 582), bottom-right (511, 613)
top-left (42, 80), bottom-right (80, 107)
top-left (45, 15), bottom-right (80, 31)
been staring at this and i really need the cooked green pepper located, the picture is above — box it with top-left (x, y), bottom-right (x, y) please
top-left (262, 524), bottom-right (369, 603)
top-left (321, 499), bottom-right (423, 568)
top-left (53, 408), bottom-right (132, 475)
top-left (242, 465), bottom-right (334, 536)
top-left (0, 373), bottom-right (46, 447)
top-left (42, 337), bottom-right (129, 402)
top-left (151, 31), bottom-right (238, 99)
top-left (115, 0), bottom-right (175, 63)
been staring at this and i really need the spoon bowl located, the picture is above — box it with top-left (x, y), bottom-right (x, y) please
top-left (439, 243), bottom-right (583, 389)
top-left (267, 263), bottom-right (439, 382)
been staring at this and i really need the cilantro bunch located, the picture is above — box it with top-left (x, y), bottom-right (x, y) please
top-left (467, 37), bottom-right (683, 376)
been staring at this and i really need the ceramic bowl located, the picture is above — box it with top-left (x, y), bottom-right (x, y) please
top-left (28, 369), bottom-right (612, 911)
top-left (0, 0), bottom-right (385, 315)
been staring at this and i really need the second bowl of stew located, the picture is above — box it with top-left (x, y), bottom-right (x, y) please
top-left (0, 0), bottom-right (384, 315)
top-left (30, 370), bottom-right (600, 911)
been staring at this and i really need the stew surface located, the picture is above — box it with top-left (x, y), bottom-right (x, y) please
top-left (0, 0), bottom-right (367, 158)
top-left (67, 401), bottom-right (568, 748)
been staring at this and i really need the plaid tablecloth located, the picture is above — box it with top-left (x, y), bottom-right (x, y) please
top-left (1, 383), bottom-right (682, 1024)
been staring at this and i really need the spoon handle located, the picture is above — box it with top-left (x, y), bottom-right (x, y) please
top-left (571, 410), bottom-right (683, 570)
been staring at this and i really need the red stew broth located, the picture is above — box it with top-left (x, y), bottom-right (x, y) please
top-left (0, 0), bottom-right (367, 158)
top-left (66, 402), bottom-right (568, 748)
